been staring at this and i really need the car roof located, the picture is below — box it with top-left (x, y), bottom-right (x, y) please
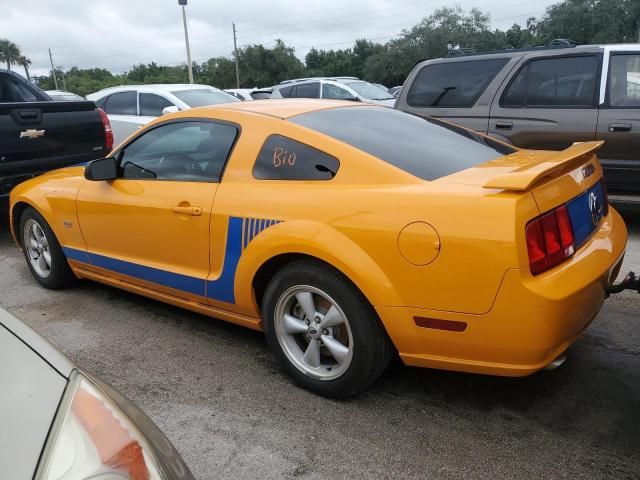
top-left (279, 77), bottom-right (360, 85)
top-left (90, 84), bottom-right (222, 96)
top-left (195, 98), bottom-right (365, 119)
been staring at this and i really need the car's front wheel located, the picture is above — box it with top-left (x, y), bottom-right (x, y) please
top-left (262, 260), bottom-right (393, 398)
top-left (19, 207), bottom-right (76, 289)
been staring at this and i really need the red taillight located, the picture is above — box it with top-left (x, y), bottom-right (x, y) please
top-left (526, 206), bottom-right (575, 275)
top-left (97, 107), bottom-right (113, 151)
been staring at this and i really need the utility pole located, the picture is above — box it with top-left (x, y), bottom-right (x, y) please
top-left (233, 22), bottom-right (240, 89)
top-left (179, 0), bottom-right (194, 84)
top-left (48, 48), bottom-right (59, 90)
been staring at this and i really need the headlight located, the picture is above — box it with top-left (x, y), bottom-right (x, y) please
top-left (36, 370), bottom-right (176, 480)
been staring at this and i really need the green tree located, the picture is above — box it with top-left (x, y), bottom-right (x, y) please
top-left (532, 0), bottom-right (640, 44)
top-left (17, 55), bottom-right (31, 81)
top-left (0, 39), bottom-right (21, 71)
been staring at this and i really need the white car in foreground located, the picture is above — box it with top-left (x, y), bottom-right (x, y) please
top-left (87, 84), bottom-right (239, 145)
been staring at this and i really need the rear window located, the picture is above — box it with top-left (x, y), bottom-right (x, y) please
top-left (407, 58), bottom-right (508, 108)
top-left (289, 106), bottom-right (506, 180)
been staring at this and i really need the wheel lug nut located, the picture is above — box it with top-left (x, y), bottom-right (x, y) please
top-left (322, 329), bottom-right (329, 335)
top-left (304, 319), bottom-right (310, 325)
top-left (315, 317), bottom-right (321, 323)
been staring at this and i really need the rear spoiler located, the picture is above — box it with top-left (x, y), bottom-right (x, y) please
top-left (483, 141), bottom-right (604, 191)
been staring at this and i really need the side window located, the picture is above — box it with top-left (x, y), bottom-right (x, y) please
top-left (292, 82), bottom-right (320, 99)
top-left (253, 135), bottom-right (339, 180)
top-left (502, 56), bottom-right (598, 108)
top-left (323, 83), bottom-right (356, 100)
top-left (118, 121), bottom-right (238, 182)
top-left (105, 91), bottom-right (137, 115)
top-left (279, 85), bottom-right (293, 98)
top-left (0, 75), bottom-right (37, 102)
top-left (94, 96), bottom-right (108, 109)
top-left (139, 93), bottom-right (175, 116)
top-left (609, 53), bottom-right (640, 107)
top-left (407, 58), bottom-right (508, 108)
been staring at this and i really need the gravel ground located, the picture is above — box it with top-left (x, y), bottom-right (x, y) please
top-left (0, 204), bottom-right (638, 480)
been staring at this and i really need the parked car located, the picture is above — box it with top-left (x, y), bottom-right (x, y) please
top-left (0, 69), bottom-right (112, 204)
top-left (250, 88), bottom-right (273, 100)
top-left (389, 86), bottom-right (402, 97)
top-left (225, 88), bottom-right (274, 101)
top-left (10, 99), bottom-right (629, 398)
top-left (0, 307), bottom-right (194, 480)
top-left (396, 43), bottom-right (640, 193)
top-left (271, 77), bottom-right (396, 106)
top-left (44, 90), bottom-right (85, 101)
top-left (86, 84), bottom-right (239, 145)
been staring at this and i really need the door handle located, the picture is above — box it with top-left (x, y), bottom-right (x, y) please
top-left (495, 121), bottom-right (513, 130)
top-left (609, 123), bottom-right (631, 132)
top-left (171, 205), bottom-right (202, 216)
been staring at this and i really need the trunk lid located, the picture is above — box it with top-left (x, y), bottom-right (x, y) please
top-left (442, 141), bottom-right (608, 250)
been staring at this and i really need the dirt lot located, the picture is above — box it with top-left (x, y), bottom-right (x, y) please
top-left (0, 205), bottom-right (638, 479)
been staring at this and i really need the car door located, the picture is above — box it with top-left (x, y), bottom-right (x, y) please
top-left (596, 51), bottom-right (640, 192)
top-left (488, 54), bottom-right (600, 150)
top-left (399, 57), bottom-right (512, 133)
top-left (102, 91), bottom-right (142, 146)
top-left (75, 120), bottom-right (239, 301)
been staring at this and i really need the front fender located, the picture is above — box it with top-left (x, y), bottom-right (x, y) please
top-left (9, 168), bottom-right (86, 251)
top-left (233, 220), bottom-right (402, 317)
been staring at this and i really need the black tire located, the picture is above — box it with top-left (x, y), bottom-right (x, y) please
top-left (262, 260), bottom-right (394, 398)
top-left (19, 207), bottom-right (76, 289)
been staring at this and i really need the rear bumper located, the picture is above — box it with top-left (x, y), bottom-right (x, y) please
top-left (377, 207), bottom-right (628, 376)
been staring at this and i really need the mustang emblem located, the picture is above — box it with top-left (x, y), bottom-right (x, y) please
top-left (19, 129), bottom-right (45, 139)
top-left (589, 191), bottom-right (603, 226)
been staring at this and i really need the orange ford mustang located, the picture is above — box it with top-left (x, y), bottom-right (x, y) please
top-left (9, 100), bottom-right (628, 397)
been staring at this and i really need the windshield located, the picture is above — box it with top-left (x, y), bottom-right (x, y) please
top-left (344, 81), bottom-right (394, 100)
top-left (171, 89), bottom-right (240, 107)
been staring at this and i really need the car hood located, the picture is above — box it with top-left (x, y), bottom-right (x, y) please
top-left (0, 309), bottom-right (70, 480)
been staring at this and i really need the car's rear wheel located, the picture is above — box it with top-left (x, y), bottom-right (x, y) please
top-left (20, 207), bottom-right (76, 289)
top-left (262, 260), bottom-right (393, 398)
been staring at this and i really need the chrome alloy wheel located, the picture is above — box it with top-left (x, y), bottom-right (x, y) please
top-left (274, 285), bottom-right (354, 380)
top-left (24, 219), bottom-right (52, 279)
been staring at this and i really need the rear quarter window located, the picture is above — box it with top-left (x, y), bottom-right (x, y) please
top-left (289, 106), bottom-right (507, 180)
top-left (253, 135), bottom-right (339, 180)
top-left (407, 58), bottom-right (509, 108)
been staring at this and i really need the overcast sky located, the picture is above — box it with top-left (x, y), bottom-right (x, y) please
top-left (2, 0), bottom-right (559, 77)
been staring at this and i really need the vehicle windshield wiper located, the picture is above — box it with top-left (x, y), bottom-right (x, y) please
top-left (432, 87), bottom-right (456, 106)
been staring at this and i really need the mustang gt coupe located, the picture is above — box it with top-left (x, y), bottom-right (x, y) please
top-left (9, 99), bottom-right (628, 398)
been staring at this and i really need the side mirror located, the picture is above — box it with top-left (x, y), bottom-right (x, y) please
top-left (161, 105), bottom-right (180, 115)
top-left (85, 157), bottom-right (117, 181)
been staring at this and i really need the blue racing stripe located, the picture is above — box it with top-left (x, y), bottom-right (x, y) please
top-left (62, 215), bottom-right (282, 304)
top-left (64, 246), bottom-right (205, 296)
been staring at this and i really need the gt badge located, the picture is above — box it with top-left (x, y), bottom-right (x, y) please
top-left (582, 163), bottom-right (595, 179)
top-left (20, 129), bottom-right (45, 139)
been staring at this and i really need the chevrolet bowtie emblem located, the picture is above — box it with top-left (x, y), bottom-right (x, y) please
top-left (20, 129), bottom-right (45, 139)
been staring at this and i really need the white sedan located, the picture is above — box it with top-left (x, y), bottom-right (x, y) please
top-left (87, 84), bottom-right (239, 145)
